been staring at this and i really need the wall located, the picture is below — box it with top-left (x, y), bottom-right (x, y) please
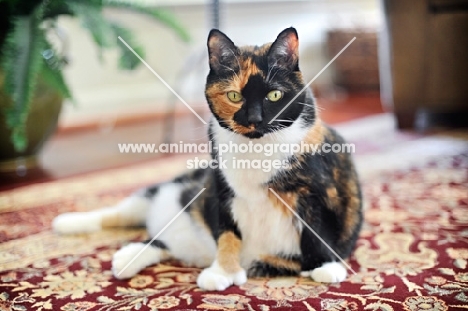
top-left (58, 0), bottom-right (380, 127)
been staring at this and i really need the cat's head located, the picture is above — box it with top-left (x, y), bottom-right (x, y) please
top-left (205, 27), bottom-right (315, 139)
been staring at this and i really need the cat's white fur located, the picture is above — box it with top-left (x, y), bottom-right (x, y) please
top-left (197, 259), bottom-right (247, 291)
top-left (112, 242), bottom-right (164, 279)
top-left (52, 117), bottom-right (348, 290)
top-left (145, 183), bottom-right (216, 268)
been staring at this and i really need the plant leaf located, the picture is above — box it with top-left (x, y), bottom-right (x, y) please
top-left (1, 14), bottom-right (45, 152)
top-left (40, 42), bottom-right (73, 102)
top-left (109, 22), bottom-right (145, 70)
top-left (66, 1), bottom-right (115, 60)
top-left (104, 0), bottom-right (190, 42)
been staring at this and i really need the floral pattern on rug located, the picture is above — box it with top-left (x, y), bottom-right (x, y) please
top-left (1, 153), bottom-right (468, 310)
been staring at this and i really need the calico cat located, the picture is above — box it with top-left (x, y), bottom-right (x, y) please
top-left (52, 27), bottom-right (362, 291)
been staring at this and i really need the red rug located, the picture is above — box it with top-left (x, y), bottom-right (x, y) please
top-left (1, 151), bottom-right (468, 311)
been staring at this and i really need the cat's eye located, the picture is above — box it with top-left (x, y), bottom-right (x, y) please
top-left (266, 90), bottom-right (283, 102)
top-left (227, 91), bottom-right (243, 103)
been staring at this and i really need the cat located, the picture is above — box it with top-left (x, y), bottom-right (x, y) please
top-left (52, 27), bottom-right (363, 291)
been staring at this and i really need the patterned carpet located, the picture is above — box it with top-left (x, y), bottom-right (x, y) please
top-left (1, 114), bottom-right (468, 311)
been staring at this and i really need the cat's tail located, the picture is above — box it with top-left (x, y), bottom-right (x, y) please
top-left (52, 189), bottom-right (154, 234)
top-left (52, 168), bottom-right (208, 235)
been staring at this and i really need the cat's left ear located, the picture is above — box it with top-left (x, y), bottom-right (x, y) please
top-left (207, 29), bottom-right (240, 72)
top-left (268, 27), bottom-right (299, 71)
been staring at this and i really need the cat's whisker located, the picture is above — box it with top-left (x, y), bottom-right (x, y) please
top-left (295, 102), bottom-right (316, 109)
top-left (316, 106), bottom-right (325, 112)
top-left (189, 135), bottom-right (210, 142)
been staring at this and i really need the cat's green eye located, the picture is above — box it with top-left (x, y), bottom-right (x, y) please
top-left (227, 91), bottom-right (243, 103)
top-left (266, 90), bottom-right (283, 102)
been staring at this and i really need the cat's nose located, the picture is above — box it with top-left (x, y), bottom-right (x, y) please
top-left (247, 104), bottom-right (263, 126)
top-left (248, 113), bottom-right (263, 126)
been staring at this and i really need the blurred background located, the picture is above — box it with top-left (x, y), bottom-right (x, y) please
top-left (1, 0), bottom-right (467, 188)
top-left (57, 0), bottom-right (379, 126)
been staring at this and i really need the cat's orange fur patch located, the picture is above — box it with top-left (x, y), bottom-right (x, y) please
top-left (340, 179), bottom-right (361, 242)
top-left (327, 186), bottom-right (340, 211)
top-left (268, 189), bottom-right (298, 216)
top-left (333, 168), bottom-right (340, 181)
top-left (206, 83), bottom-right (243, 121)
top-left (302, 119), bottom-right (325, 146)
top-left (260, 255), bottom-right (301, 271)
top-left (217, 231), bottom-right (243, 273)
top-left (101, 212), bottom-right (139, 228)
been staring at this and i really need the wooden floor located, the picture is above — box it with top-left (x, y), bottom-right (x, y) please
top-left (1, 92), bottom-right (384, 190)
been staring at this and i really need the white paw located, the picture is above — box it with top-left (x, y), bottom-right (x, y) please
top-left (52, 212), bottom-right (102, 234)
top-left (305, 262), bottom-right (347, 283)
top-left (112, 243), bottom-right (161, 280)
top-left (197, 260), bottom-right (247, 291)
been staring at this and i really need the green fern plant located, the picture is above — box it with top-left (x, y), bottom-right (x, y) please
top-left (0, 0), bottom-right (190, 152)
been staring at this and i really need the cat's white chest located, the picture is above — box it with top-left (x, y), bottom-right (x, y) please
top-left (213, 120), bottom-right (306, 198)
top-left (232, 195), bottom-right (301, 268)
top-left (218, 148), bottom-right (282, 198)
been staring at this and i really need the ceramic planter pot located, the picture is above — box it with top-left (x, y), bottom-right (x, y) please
top-left (0, 74), bottom-right (63, 172)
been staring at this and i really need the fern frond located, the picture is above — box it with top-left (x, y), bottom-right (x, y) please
top-left (66, 1), bottom-right (115, 59)
top-left (41, 46), bottom-right (73, 101)
top-left (1, 14), bottom-right (45, 152)
top-left (109, 22), bottom-right (145, 70)
top-left (103, 0), bottom-right (190, 42)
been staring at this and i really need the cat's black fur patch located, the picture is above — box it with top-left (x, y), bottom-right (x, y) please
top-left (248, 254), bottom-right (302, 277)
top-left (248, 261), bottom-right (299, 277)
top-left (143, 184), bottom-right (160, 198)
top-left (143, 239), bottom-right (168, 250)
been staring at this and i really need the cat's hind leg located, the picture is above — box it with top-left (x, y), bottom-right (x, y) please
top-left (52, 185), bottom-right (158, 234)
top-left (112, 181), bottom-right (216, 279)
top-left (112, 239), bottom-right (171, 279)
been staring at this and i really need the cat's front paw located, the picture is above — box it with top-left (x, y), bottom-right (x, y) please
top-left (197, 260), bottom-right (247, 291)
top-left (112, 243), bottom-right (161, 280)
top-left (52, 212), bottom-right (102, 234)
top-left (301, 262), bottom-right (347, 283)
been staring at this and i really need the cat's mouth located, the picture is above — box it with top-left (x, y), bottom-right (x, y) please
top-left (232, 127), bottom-right (264, 139)
top-left (230, 122), bottom-right (265, 139)
top-left (242, 129), bottom-right (264, 139)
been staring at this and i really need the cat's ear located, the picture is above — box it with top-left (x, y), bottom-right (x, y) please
top-left (268, 27), bottom-right (299, 71)
top-left (207, 29), bottom-right (240, 72)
